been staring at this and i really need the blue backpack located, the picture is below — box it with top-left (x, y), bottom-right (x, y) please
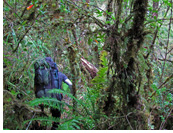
top-left (34, 57), bottom-right (62, 101)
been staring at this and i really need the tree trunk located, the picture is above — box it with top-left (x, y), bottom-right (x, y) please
top-left (99, 0), bottom-right (149, 129)
top-left (151, 1), bottom-right (159, 61)
top-left (68, 44), bottom-right (77, 113)
top-left (67, 28), bottom-right (80, 113)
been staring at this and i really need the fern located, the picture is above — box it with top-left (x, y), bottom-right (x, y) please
top-left (27, 88), bottom-right (97, 129)
top-left (58, 117), bottom-right (82, 130)
top-left (29, 97), bottom-right (63, 110)
top-left (48, 89), bottom-right (92, 115)
top-left (24, 116), bottom-right (60, 124)
top-left (91, 50), bottom-right (109, 97)
top-left (92, 50), bottom-right (108, 83)
top-left (29, 89), bottom-right (92, 115)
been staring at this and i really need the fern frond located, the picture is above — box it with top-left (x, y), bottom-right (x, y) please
top-left (92, 50), bottom-right (108, 84)
top-left (24, 116), bottom-right (60, 124)
top-left (100, 50), bottom-right (108, 67)
top-left (29, 97), bottom-right (68, 111)
top-left (48, 89), bottom-right (91, 116)
top-left (58, 116), bottom-right (84, 130)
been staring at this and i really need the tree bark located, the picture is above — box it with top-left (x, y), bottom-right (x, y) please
top-left (100, 0), bottom-right (149, 129)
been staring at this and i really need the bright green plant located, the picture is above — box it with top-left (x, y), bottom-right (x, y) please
top-left (27, 89), bottom-right (97, 129)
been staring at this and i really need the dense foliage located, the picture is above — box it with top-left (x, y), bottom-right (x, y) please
top-left (3, 0), bottom-right (172, 130)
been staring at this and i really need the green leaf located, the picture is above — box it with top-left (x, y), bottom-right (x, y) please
top-left (156, 89), bottom-right (161, 95)
top-left (26, 90), bottom-right (31, 94)
top-left (13, 13), bottom-right (17, 17)
top-left (23, 48), bottom-right (27, 51)
top-left (112, 16), bottom-right (116, 20)
top-left (3, 128), bottom-right (10, 130)
top-left (168, 2), bottom-right (172, 7)
top-left (150, 125), bottom-right (154, 130)
top-left (62, 82), bottom-right (69, 91)
top-left (164, 101), bottom-right (169, 106)
top-left (22, 21), bottom-right (27, 25)
top-left (4, 6), bottom-right (10, 12)
top-left (151, 84), bottom-right (158, 90)
top-left (123, 63), bottom-right (128, 69)
top-left (7, 98), bottom-right (12, 102)
top-left (106, 21), bottom-right (110, 24)
top-left (106, 11), bottom-right (113, 15)
top-left (11, 90), bottom-right (16, 95)
top-left (167, 93), bottom-right (172, 101)
top-left (161, 87), bottom-right (166, 92)
top-left (88, 38), bottom-right (92, 45)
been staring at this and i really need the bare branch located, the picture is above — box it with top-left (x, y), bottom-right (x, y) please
top-left (160, 6), bottom-right (172, 82)
top-left (150, 74), bottom-right (173, 99)
top-left (159, 109), bottom-right (172, 130)
top-left (145, 6), bottom-right (170, 59)
top-left (12, 14), bottom-right (39, 53)
top-left (158, 58), bottom-right (173, 63)
top-left (4, 0), bottom-right (23, 22)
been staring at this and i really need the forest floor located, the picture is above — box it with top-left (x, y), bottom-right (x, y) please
top-left (61, 95), bottom-right (72, 119)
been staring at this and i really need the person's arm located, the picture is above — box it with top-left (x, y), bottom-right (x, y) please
top-left (61, 73), bottom-right (73, 94)
top-left (64, 79), bottom-right (72, 86)
top-left (64, 79), bottom-right (73, 94)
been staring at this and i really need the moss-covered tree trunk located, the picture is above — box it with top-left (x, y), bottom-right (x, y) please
top-left (68, 44), bottom-right (77, 113)
top-left (67, 28), bottom-right (79, 113)
top-left (100, 0), bottom-right (149, 129)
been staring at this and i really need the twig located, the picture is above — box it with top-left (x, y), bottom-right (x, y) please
top-left (66, 0), bottom-right (105, 28)
top-left (125, 112), bottom-right (134, 130)
top-left (159, 6), bottom-right (172, 82)
top-left (106, 0), bottom-right (113, 24)
top-left (26, 112), bottom-right (36, 130)
top-left (167, 47), bottom-right (173, 54)
top-left (20, 0), bottom-right (32, 18)
top-left (159, 109), bottom-right (172, 130)
top-left (121, 112), bottom-right (133, 130)
top-left (4, 0), bottom-right (23, 22)
top-left (149, 74), bottom-right (173, 99)
top-left (72, 26), bottom-right (79, 46)
top-left (5, 81), bottom-right (33, 100)
top-left (145, 6), bottom-right (170, 59)
top-left (158, 58), bottom-right (173, 63)
top-left (12, 14), bottom-right (39, 53)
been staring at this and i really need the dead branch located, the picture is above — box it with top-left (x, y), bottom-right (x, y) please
top-left (80, 57), bottom-right (98, 78)
top-left (159, 7), bottom-right (172, 82)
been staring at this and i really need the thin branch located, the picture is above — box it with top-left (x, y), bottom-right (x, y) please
top-left (26, 112), bottom-right (36, 130)
top-left (106, 0), bottom-right (113, 23)
top-left (12, 14), bottom-right (39, 53)
top-left (4, 0), bottom-right (23, 22)
top-left (89, 3), bottom-right (113, 20)
top-left (20, 0), bottom-right (32, 18)
top-left (122, 112), bottom-right (133, 130)
top-left (159, 109), bottom-right (172, 130)
top-left (145, 6), bottom-right (170, 59)
top-left (167, 47), bottom-right (173, 54)
top-left (157, 1), bottom-right (164, 13)
top-left (107, 112), bottom-right (133, 129)
top-left (126, 113), bottom-right (134, 130)
top-left (150, 74), bottom-right (173, 99)
top-left (66, 0), bottom-right (105, 29)
top-left (158, 58), bottom-right (173, 63)
top-left (145, 18), bottom-right (173, 25)
top-left (72, 25), bottom-right (79, 46)
top-left (160, 6), bottom-right (172, 82)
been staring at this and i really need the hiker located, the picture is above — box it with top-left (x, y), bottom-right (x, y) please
top-left (34, 57), bottom-right (72, 130)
